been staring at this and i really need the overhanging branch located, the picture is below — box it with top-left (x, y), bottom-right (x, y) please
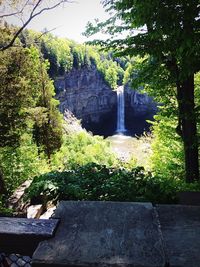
top-left (0, 0), bottom-right (75, 51)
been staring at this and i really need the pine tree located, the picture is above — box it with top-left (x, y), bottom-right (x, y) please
top-left (32, 59), bottom-right (63, 159)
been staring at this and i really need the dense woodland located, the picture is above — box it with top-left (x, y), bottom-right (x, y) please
top-left (1, 0), bottom-right (200, 213)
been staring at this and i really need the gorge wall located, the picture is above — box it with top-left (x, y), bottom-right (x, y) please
top-left (124, 86), bottom-right (157, 135)
top-left (55, 65), bottom-right (157, 136)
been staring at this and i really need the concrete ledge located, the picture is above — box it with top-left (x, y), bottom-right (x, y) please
top-left (156, 204), bottom-right (200, 267)
top-left (31, 202), bottom-right (200, 267)
top-left (0, 217), bottom-right (59, 256)
top-left (32, 201), bottom-right (166, 267)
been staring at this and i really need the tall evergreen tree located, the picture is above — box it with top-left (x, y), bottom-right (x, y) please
top-left (32, 59), bottom-right (63, 159)
top-left (0, 47), bottom-right (41, 147)
top-left (0, 46), bottom-right (42, 193)
top-left (0, 44), bottom-right (63, 194)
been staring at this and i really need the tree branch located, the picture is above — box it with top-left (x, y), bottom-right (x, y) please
top-left (0, 10), bottom-right (22, 18)
top-left (0, 0), bottom-right (74, 51)
top-left (0, 0), bottom-right (29, 18)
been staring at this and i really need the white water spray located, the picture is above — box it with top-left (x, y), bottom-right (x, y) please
top-left (116, 86), bottom-right (127, 134)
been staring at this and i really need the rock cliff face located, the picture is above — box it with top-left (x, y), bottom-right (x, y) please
top-left (125, 87), bottom-right (157, 134)
top-left (55, 65), bottom-right (117, 135)
top-left (55, 65), bottom-right (157, 136)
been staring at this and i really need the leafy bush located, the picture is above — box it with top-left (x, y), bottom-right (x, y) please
top-left (149, 112), bottom-right (185, 180)
top-left (52, 131), bottom-right (118, 170)
top-left (26, 163), bottom-right (200, 205)
top-left (0, 135), bottom-right (50, 196)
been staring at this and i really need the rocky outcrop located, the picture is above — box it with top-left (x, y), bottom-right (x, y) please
top-left (124, 87), bottom-right (157, 134)
top-left (55, 65), bottom-right (157, 136)
top-left (55, 65), bottom-right (117, 135)
top-left (125, 87), bottom-right (157, 116)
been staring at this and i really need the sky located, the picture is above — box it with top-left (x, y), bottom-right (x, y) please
top-left (7, 0), bottom-right (109, 43)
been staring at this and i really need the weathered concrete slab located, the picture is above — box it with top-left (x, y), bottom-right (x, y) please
top-left (32, 201), bottom-right (165, 267)
top-left (0, 217), bottom-right (59, 255)
top-left (156, 204), bottom-right (200, 267)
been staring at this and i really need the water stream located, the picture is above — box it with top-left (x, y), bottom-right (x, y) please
top-left (107, 86), bottom-right (132, 160)
top-left (116, 86), bottom-right (127, 134)
top-left (108, 86), bottom-right (151, 162)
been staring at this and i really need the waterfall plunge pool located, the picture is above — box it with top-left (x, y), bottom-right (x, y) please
top-left (107, 86), bottom-right (152, 163)
top-left (107, 133), bottom-right (152, 164)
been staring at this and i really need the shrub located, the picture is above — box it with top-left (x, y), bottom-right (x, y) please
top-left (25, 163), bottom-right (200, 205)
top-left (55, 131), bottom-right (118, 169)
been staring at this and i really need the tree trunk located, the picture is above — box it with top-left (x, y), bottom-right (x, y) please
top-left (0, 169), bottom-right (6, 195)
top-left (178, 75), bottom-right (199, 182)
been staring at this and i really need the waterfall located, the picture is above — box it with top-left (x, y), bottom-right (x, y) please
top-left (116, 86), bottom-right (127, 134)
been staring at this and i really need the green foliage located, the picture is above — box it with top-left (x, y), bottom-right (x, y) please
top-left (85, 0), bottom-right (200, 182)
top-left (3, 17), bottom-right (200, 214)
top-left (0, 46), bottom-right (40, 147)
top-left (0, 43), bottom-right (64, 200)
top-left (1, 27), bottom-right (129, 208)
top-left (71, 43), bottom-right (86, 69)
top-left (87, 0), bottom-right (200, 74)
top-left (195, 72), bottom-right (200, 120)
top-left (53, 130), bottom-right (118, 169)
top-left (18, 30), bottom-right (130, 89)
top-left (97, 59), bottom-right (124, 89)
top-left (19, 30), bottom-right (73, 77)
top-left (26, 163), bottom-right (200, 205)
top-left (0, 134), bottom-right (50, 196)
top-left (31, 59), bottom-right (63, 158)
top-left (126, 56), bottom-right (185, 179)
top-left (0, 198), bottom-right (13, 216)
top-left (149, 112), bottom-right (185, 180)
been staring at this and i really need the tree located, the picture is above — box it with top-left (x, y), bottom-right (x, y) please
top-left (0, 43), bottom-right (63, 196)
top-left (0, 46), bottom-right (42, 147)
top-left (0, 169), bottom-right (6, 195)
top-left (0, 0), bottom-right (73, 51)
top-left (85, 0), bottom-right (200, 182)
top-left (0, 45), bottom-right (45, 194)
top-left (32, 58), bottom-right (63, 159)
